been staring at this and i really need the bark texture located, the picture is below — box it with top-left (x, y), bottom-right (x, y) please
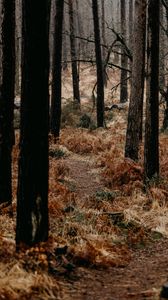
top-left (68, 0), bottom-right (80, 103)
top-left (16, 0), bottom-right (50, 245)
top-left (144, 0), bottom-right (160, 180)
top-left (120, 0), bottom-right (128, 103)
top-left (0, 0), bottom-right (15, 204)
top-left (92, 0), bottom-right (104, 127)
top-left (50, 0), bottom-right (64, 138)
top-left (125, 0), bottom-right (146, 161)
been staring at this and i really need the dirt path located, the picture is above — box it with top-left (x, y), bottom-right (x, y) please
top-left (57, 154), bottom-right (168, 299)
top-left (57, 239), bottom-right (168, 300)
top-left (66, 154), bottom-right (104, 198)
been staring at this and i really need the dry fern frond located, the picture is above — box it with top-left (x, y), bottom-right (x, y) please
top-left (102, 158), bottom-right (143, 195)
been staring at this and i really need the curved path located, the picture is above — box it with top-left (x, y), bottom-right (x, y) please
top-left (56, 154), bottom-right (168, 300)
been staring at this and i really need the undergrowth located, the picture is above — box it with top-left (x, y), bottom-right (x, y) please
top-left (1, 67), bottom-right (168, 299)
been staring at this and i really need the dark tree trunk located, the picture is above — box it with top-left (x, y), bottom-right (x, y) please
top-left (16, 0), bottom-right (51, 246)
top-left (15, 0), bottom-right (22, 96)
top-left (62, 15), bottom-right (68, 71)
top-left (101, 0), bottom-right (107, 86)
top-left (125, 0), bottom-right (146, 161)
top-left (144, 0), bottom-right (160, 181)
top-left (159, 3), bottom-right (165, 90)
top-left (50, 0), bottom-right (64, 138)
top-left (162, 0), bottom-right (168, 130)
top-left (128, 0), bottom-right (133, 76)
top-left (68, 0), bottom-right (80, 103)
top-left (92, 0), bottom-right (104, 127)
top-left (120, 0), bottom-right (128, 103)
top-left (129, 0), bottom-right (133, 51)
top-left (101, 0), bottom-right (106, 60)
top-left (0, 0), bottom-right (15, 204)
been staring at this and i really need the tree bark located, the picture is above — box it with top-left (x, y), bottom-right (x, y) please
top-left (0, 0), bottom-right (15, 204)
top-left (50, 0), bottom-right (64, 138)
top-left (144, 0), bottom-right (160, 181)
top-left (16, 0), bottom-right (51, 246)
top-left (125, 0), bottom-right (146, 161)
top-left (159, 2), bottom-right (165, 90)
top-left (68, 0), bottom-right (80, 103)
top-left (120, 0), bottom-right (128, 103)
top-left (92, 0), bottom-right (104, 127)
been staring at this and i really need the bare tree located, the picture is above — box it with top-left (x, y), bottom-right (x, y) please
top-left (50, 0), bottom-right (64, 138)
top-left (68, 0), bottom-right (80, 103)
top-left (120, 0), bottom-right (128, 103)
top-left (16, 0), bottom-right (51, 246)
top-left (144, 0), bottom-right (160, 181)
top-left (125, 0), bottom-right (146, 161)
top-left (0, 0), bottom-right (15, 204)
top-left (92, 0), bottom-right (104, 127)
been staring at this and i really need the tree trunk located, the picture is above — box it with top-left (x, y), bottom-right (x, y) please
top-left (125, 0), bottom-right (146, 161)
top-left (92, 0), bottom-right (104, 127)
top-left (120, 0), bottom-right (128, 103)
top-left (50, 0), bottom-right (64, 138)
top-left (159, 2), bottom-right (165, 90)
top-left (62, 16), bottom-right (68, 71)
top-left (162, 0), bottom-right (168, 130)
top-left (101, 0), bottom-right (107, 86)
top-left (128, 0), bottom-right (133, 76)
top-left (68, 0), bottom-right (80, 104)
top-left (0, 0), bottom-right (15, 204)
top-left (144, 0), bottom-right (160, 181)
top-left (129, 0), bottom-right (133, 51)
top-left (16, 0), bottom-right (51, 246)
top-left (15, 0), bottom-right (21, 96)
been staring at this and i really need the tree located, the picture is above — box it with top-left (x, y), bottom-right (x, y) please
top-left (16, 0), bottom-right (51, 246)
top-left (128, 0), bottom-right (133, 75)
top-left (101, 0), bottom-right (107, 86)
top-left (144, 0), bottom-right (160, 181)
top-left (68, 0), bottom-right (80, 103)
top-left (15, 0), bottom-right (22, 96)
top-left (159, 2), bottom-right (165, 90)
top-left (0, 0), bottom-right (15, 204)
top-left (120, 0), bottom-right (128, 103)
top-left (125, 0), bottom-right (146, 161)
top-left (159, 0), bottom-right (168, 130)
top-left (92, 0), bottom-right (104, 127)
top-left (50, 0), bottom-right (65, 138)
top-left (129, 0), bottom-right (133, 51)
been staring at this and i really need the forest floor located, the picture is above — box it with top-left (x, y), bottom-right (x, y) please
top-left (54, 153), bottom-right (168, 300)
top-left (1, 65), bottom-right (168, 299)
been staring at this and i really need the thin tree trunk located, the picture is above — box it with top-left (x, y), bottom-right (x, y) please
top-left (15, 0), bottom-right (21, 96)
top-left (16, 0), bottom-right (51, 246)
top-left (125, 0), bottom-right (146, 161)
top-left (159, 3), bottom-right (165, 90)
top-left (50, 0), bottom-right (64, 138)
top-left (101, 0), bottom-right (107, 87)
top-left (62, 17), bottom-right (68, 71)
top-left (0, 0), bottom-right (15, 204)
top-left (68, 0), bottom-right (80, 103)
top-left (129, 0), bottom-right (133, 53)
top-left (128, 0), bottom-right (133, 76)
top-left (113, 1), bottom-right (120, 64)
top-left (120, 0), bottom-right (128, 103)
top-left (92, 0), bottom-right (104, 127)
top-left (144, 0), bottom-right (160, 181)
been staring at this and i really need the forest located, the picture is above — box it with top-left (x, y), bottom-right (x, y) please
top-left (0, 0), bottom-right (168, 299)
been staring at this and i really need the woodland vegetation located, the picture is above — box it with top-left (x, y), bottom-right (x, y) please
top-left (0, 0), bottom-right (168, 299)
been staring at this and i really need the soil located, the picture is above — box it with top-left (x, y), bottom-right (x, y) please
top-left (54, 153), bottom-right (168, 300)
top-left (66, 154), bottom-right (103, 199)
